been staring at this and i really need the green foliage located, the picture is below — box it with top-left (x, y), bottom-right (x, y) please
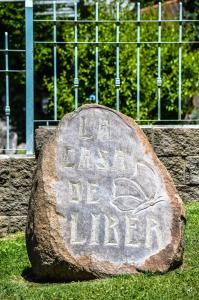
top-left (0, 3), bottom-right (26, 141)
top-left (0, 1), bottom-right (199, 126)
top-left (184, 0), bottom-right (199, 41)
top-left (42, 4), bottom-right (199, 121)
top-left (0, 202), bottom-right (199, 299)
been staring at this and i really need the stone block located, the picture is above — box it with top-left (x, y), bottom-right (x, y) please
top-left (177, 185), bottom-right (199, 202)
top-left (0, 216), bottom-right (9, 237)
top-left (185, 156), bottom-right (199, 185)
top-left (9, 216), bottom-right (27, 233)
top-left (7, 189), bottom-right (29, 216)
top-left (153, 128), bottom-right (199, 157)
top-left (159, 156), bottom-right (185, 185)
top-left (0, 187), bottom-right (11, 215)
top-left (142, 127), bottom-right (153, 145)
top-left (10, 157), bottom-right (36, 191)
top-left (0, 187), bottom-right (29, 216)
top-left (0, 158), bottom-right (10, 187)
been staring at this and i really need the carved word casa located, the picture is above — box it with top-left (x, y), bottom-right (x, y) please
top-left (63, 147), bottom-right (132, 171)
top-left (69, 211), bottom-right (163, 249)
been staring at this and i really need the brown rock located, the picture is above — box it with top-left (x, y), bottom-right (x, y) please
top-left (26, 105), bottom-right (185, 281)
top-left (35, 127), bottom-right (56, 159)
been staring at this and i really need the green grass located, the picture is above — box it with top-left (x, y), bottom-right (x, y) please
top-left (0, 202), bottom-right (199, 300)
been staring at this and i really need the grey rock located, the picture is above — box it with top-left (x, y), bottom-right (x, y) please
top-left (26, 105), bottom-right (185, 281)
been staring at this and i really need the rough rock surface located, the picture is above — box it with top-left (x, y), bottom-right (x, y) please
top-left (26, 105), bottom-right (185, 281)
top-left (153, 127), bottom-right (199, 157)
top-left (0, 156), bottom-right (36, 237)
top-left (35, 127), bottom-right (56, 159)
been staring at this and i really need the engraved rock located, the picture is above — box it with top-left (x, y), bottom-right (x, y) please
top-left (26, 105), bottom-right (185, 281)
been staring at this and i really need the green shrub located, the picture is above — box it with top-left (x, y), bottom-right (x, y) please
top-left (40, 4), bottom-right (199, 121)
top-left (0, 2), bottom-right (199, 123)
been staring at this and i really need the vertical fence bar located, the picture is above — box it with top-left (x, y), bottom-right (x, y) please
top-left (95, 1), bottom-right (99, 104)
top-left (53, 0), bottom-right (57, 120)
top-left (178, 1), bottom-right (182, 120)
top-left (116, 1), bottom-right (120, 111)
top-left (5, 32), bottom-right (10, 151)
top-left (136, 2), bottom-right (140, 120)
top-left (157, 2), bottom-right (162, 121)
top-left (74, 0), bottom-right (79, 110)
top-left (25, 0), bottom-right (34, 155)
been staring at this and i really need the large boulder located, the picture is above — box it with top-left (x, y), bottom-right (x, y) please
top-left (26, 104), bottom-right (185, 281)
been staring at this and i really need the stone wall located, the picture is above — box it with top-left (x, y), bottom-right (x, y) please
top-left (0, 126), bottom-right (199, 237)
top-left (144, 126), bottom-right (199, 201)
top-left (0, 156), bottom-right (36, 237)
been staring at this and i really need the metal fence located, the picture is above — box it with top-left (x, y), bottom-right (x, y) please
top-left (0, 0), bottom-right (199, 155)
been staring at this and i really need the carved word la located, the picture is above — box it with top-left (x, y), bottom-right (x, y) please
top-left (79, 116), bottom-right (111, 140)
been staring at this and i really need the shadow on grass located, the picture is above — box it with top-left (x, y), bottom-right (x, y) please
top-left (21, 267), bottom-right (97, 284)
top-left (22, 267), bottom-right (42, 283)
top-left (21, 262), bottom-right (183, 284)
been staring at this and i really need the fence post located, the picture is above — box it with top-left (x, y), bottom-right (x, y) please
top-left (74, 0), bottom-right (79, 110)
top-left (4, 32), bottom-right (10, 151)
top-left (25, 0), bottom-right (34, 155)
top-left (115, 1), bottom-right (120, 112)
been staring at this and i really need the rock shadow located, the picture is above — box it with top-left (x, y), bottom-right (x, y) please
top-left (21, 267), bottom-right (97, 284)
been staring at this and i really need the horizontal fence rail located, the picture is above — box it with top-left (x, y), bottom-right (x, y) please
top-left (0, 0), bottom-right (199, 155)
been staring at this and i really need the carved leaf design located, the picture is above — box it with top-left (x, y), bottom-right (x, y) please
top-left (112, 161), bottom-right (161, 212)
top-left (112, 196), bottom-right (143, 211)
top-left (112, 178), bottom-right (146, 211)
top-left (133, 196), bottom-right (165, 214)
top-left (135, 162), bottom-right (158, 199)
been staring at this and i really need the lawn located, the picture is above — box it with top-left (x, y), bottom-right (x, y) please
top-left (0, 202), bottom-right (199, 300)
